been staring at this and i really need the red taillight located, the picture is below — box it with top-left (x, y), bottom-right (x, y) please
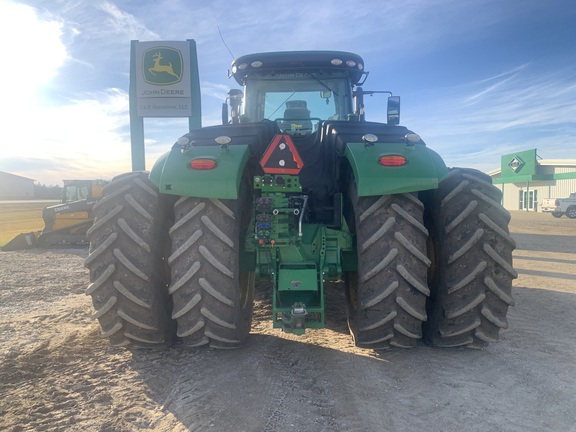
top-left (190, 158), bottom-right (217, 170)
top-left (378, 155), bottom-right (407, 167)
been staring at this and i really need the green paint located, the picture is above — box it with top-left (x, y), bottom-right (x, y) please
top-left (149, 145), bottom-right (250, 199)
top-left (345, 142), bottom-right (448, 196)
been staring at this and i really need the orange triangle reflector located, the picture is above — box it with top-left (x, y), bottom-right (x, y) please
top-left (260, 134), bottom-right (304, 175)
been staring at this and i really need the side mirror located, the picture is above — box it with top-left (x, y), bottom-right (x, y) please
top-left (228, 89), bottom-right (243, 124)
top-left (387, 96), bottom-right (400, 125)
top-left (222, 89), bottom-right (244, 124)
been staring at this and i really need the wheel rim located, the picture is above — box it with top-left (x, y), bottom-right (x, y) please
top-left (239, 271), bottom-right (255, 309)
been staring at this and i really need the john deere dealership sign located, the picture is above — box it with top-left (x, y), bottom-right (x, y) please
top-left (134, 41), bottom-right (192, 117)
top-left (129, 39), bottom-right (201, 171)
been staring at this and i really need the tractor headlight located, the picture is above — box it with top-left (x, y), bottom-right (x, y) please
top-left (177, 136), bottom-right (190, 146)
top-left (215, 136), bottom-right (232, 146)
top-left (405, 133), bottom-right (421, 144)
top-left (362, 133), bottom-right (378, 143)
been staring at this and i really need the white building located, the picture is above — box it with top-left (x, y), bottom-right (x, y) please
top-left (488, 149), bottom-right (576, 212)
top-left (0, 171), bottom-right (36, 199)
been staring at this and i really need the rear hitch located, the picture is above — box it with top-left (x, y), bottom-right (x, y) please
top-left (281, 303), bottom-right (308, 335)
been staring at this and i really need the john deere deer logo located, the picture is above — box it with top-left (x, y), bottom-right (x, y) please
top-left (150, 52), bottom-right (179, 78)
top-left (142, 47), bottom-right (183, 85)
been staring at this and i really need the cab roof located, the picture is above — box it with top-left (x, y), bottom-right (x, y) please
top-left (230, 51), bottom-right (366, 85)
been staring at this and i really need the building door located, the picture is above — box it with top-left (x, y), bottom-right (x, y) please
top-left (519, 189), bottom-right (538, 210)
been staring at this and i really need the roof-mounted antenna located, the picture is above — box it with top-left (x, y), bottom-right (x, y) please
top-left (218, 26), bottom-right (235, 59)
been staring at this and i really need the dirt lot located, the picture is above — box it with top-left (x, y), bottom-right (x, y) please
top-left (1, 211), bottom-right (575, 431)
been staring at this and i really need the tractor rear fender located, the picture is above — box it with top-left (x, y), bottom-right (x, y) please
top-left (149, 145), bottom-right (251, 199)
top-left (344, 142), bottom-right (449, 196)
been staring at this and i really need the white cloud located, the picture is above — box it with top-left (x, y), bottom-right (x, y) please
top-left (461, 68), bottom-right (576, 132)
top-left (201, 81), bottom-right (230, 102)
top-left (0, 2), bottom-right (67, 101)
top-left (96, 1), bottom-right (159, 41)
top-left (399, 64), bottom-right (576, 171)
top-left (463, 65), bottom-right (528, 105)
top-left (0, 2), bottom-right (145, 184)
top-left (1, 88), bottom-right (133, 184)
top-left (406, 64), bottom-right (576, 132)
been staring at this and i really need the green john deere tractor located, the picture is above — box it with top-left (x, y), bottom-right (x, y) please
top-left (85, 51), bottom-right (517, 349)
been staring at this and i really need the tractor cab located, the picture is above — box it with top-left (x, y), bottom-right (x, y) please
top-left (61, 179), bottom-right (106, 204)
top-left (226, 51), bottom-right (401, 129)
top-left (228, 51), bottom-right (362, 126)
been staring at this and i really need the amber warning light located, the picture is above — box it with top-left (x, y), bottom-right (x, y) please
top-left (190, 158), bottom-right (217, 170)
top-left (378, 155), bottom-right (407, 167)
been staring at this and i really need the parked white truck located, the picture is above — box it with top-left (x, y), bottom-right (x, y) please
top-left (541, 192), bottom-right (576, 218)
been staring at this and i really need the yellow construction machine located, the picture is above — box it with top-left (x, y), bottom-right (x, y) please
top-left (3, 179), bottom-right (108, 250)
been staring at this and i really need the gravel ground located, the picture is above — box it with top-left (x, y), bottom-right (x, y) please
top-left (0, 210), bottom-right (575, 431)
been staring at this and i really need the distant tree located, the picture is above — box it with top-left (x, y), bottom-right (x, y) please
top-left (34, 183), bottom-right (63, 199)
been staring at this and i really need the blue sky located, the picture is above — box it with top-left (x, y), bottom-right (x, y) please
top-left (1, 0), bottom-right (575, 185)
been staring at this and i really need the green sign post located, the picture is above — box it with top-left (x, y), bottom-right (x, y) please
top-left (129, 40), bottom-right (202, 171)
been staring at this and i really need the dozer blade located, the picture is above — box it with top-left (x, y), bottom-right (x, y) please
top-left (37, 220), bottom-right (94, 248)
top-left (2, 232), bottom-right (40, 251)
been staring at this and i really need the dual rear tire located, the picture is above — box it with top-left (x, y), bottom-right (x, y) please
top-left (346, 169), bottom-right (517, 349)
top-left (85, 173), bottom-right (252, 349)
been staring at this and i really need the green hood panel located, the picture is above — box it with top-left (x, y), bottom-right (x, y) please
top-left (149, 145), bottom-right (251, 199)
top-left (345, 142), bottom-right (449, 196)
